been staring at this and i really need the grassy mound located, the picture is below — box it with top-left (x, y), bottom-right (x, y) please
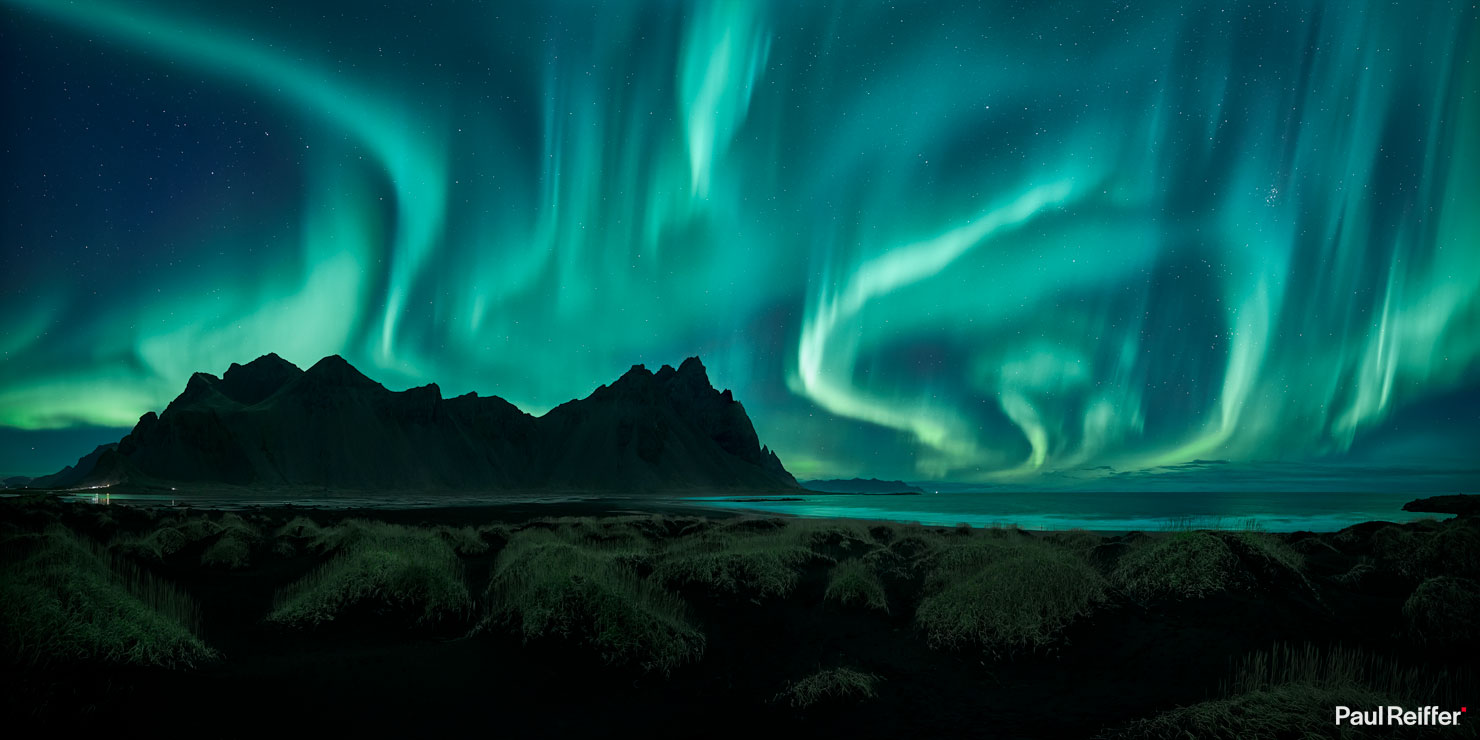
top-left (916, 538), bottom-right (1104, 655)
top-left (110, 513), bottom-right (263, 568)
top-left (1415, 523), bottom-right (1480, 580)
top-left (200, 514), bottom-right (261, 569)
top-left (200, 534), bottom-right (252, 569)
top-left (786, 520), bottom-right (879, 560)
top-left (268, 522), bottom-right (470, 628)
top-left (111, 524), bottom-right (189, 562)
top-left (1402, 576), bottom-right (1480, 646)
top-left (1101, 683), bottom-right (1395, 739)
top-left (0, 527), bottom-right (214, 669)
top-left (776, 667), bottom-right (882, 708)
top-left (653, 527), bottom-right (823, 599)
top-left (434, 525), bottom-right (490, 556)
top-left (485, 530), bottom-right (702, 674)
top-left (276, 515), bottom-right (324, 539)
top-left (1102, 643), bottom-right (1474, 739)
top-left (1227, 531), bottom-right (1304, 573)
top-left (825, 558), bottom-right (889, 613)
top-left (1111, 531), bottom-right (1238, 600)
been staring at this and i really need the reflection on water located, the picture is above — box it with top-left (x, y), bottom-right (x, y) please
top-left (2, 488), bottom-right (1447, 531)
top-left (688, 491), bottom-right (1447, 532)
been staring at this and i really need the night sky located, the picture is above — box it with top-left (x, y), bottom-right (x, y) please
top-left (2, 1), bottom-right (1478, 487)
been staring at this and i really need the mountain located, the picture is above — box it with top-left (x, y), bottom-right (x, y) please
top-left (27, 443), bottom-right (117, 489)
top-left (47, 353), bottom-right (797, 492)
top-left (803, 478), bottom-right (925, 494)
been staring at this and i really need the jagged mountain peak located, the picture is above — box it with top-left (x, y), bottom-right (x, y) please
top-left (227, 352), bottom-right (297, 373)
top-left (221, 353), bottom-right (304, 406)
top-left (302, 354), bottom-right (381, 389)
top-left (676, 355), bottom-right (707, 378)
top-left (52, 353), bottom-right (796, 492)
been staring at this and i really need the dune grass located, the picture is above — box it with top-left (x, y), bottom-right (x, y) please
top-left (434, 525), bottom-right (490, 556)
top-left (276, 515), bottom-right (324, 539)
top-left (1363, 524), bottom-right (1470, 581)
top-left (0, 526), bottom-right (214, 669)
top-left (1402, 575), bottom-right (1480, 646)
top-left (786, 519), bottom-right (880, 559)
top-left (268, 521), bottom-right (470, 628)
top-left (200, 513), bottom-right (261, 569)
top-left (1414, 523), bottom-right (1480, 581)
top-left (1227, 531), bottom-right (1304, 573)
top-left (1101, 682), bottom-right (1395, 739)
top-left (824, 558), bottom-right (889, 613)
top-left (1103, 643), bottom-right (1476, 739)
top-left (916, 535), bottom-right (1104, 655)
top-left (776, 667), bottom-right (882, 708)
top-left (484, 529), bottom-right (702, 674)
top-left (111, 512), bottom-right (263, 568)
top-left (1110, 531), bottom-right (1239, 600)
top-left (111, 524), bottom-right (190, 562)
top-left (876, 529), bottom-right (946, 577)
top-left (652, 526), bottom-right (824, 599)
top-left (200, 534), bottom-right (253, 569)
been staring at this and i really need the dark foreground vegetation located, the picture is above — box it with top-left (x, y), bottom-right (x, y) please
top-left (2, 495), bottom-right (1476, 738)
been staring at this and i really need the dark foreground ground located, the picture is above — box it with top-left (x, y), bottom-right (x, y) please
top-left (2, 494), bottom-right (1476, 738)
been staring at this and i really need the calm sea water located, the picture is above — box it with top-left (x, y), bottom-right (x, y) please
top-left (687, 490), bottom-right (1446, 532)
top-left (18, 488), bottom-right (1446, 532)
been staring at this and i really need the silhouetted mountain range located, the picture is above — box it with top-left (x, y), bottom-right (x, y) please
top-left (803, 478), bottom-right (926, 494)
top-left (46, 354), bottom-right (797, 492)
top-left (28, 443), bottom-right (117, 489)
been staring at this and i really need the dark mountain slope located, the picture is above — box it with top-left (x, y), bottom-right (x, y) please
top-left (52, 354), bottom-right (796, 492)
top-left (27, 443), bottom-right (118, 489)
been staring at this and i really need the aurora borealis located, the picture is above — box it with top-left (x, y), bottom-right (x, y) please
top-left (2, 1), bottom-right (1478, 485)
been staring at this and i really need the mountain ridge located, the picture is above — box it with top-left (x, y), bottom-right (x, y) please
top-left (49, 354), bottom-right (798, 493)
top-left (803, 478), bottom-right (927, 494)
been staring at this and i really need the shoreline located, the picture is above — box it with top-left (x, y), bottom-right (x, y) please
top-left (2, 489), bottom-right (1453, 534)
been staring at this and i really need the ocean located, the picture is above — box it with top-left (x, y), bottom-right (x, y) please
top-left (687, 490), bottom-right (1446, 532)
top-left (18, 488), bottom-right (1449, 532)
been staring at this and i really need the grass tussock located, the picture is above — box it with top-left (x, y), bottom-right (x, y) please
top-left (1339, 521), bottom-right (1479, 583)
top-left (653, 526), bottom-right (825, 599)
top-left (776, 667), bottom-right (882, 708)
top-left (200, 513), bottom-right (261, 569)
top-left (824, 558), bottom-right (889, 613)
top-left (916, 537), bottom-right (1104, 655)
top-left (1102, 643), bottom-right (1476, 739)
top-left (1100, 682), bottom-right (1395, 739)
top-left (880, 530), bottom-right (946, 574)
top-left (268, 522), bottom-right (470, 628)
top-left (111, 525), bottom-right (189, 562)
top-left (1415, 524), bottom-right (1480, 581)
top-left (276, 515), bottom-right (324, 539)
top-left (1402, 576), bottom-right (1480, 646)
top-left (0, 527), bottom-right (214, 669)
top-left (1227, 531), bottom-right (1304, 573)
top-left (484, 529), bottom-right (702, 674)
top-left (1045, 529), bottom-right (1103, 556)
top-left (434, 525), bottom-right (490, 556)
top-left (111, 512), bottom-right (262, 567)
top-left (1111, 531), bottom-right (1238, 600)
top-left (200, 534), bottom-right (252, 569)
top-left (786, 519), bottom-right (880, 559)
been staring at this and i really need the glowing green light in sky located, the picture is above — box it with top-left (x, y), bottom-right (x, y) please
top-left (1, 0), bottom-right (1476, 482)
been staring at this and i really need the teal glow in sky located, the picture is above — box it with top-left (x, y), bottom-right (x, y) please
top-left (2, 1), bottom-right (1478, 484)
